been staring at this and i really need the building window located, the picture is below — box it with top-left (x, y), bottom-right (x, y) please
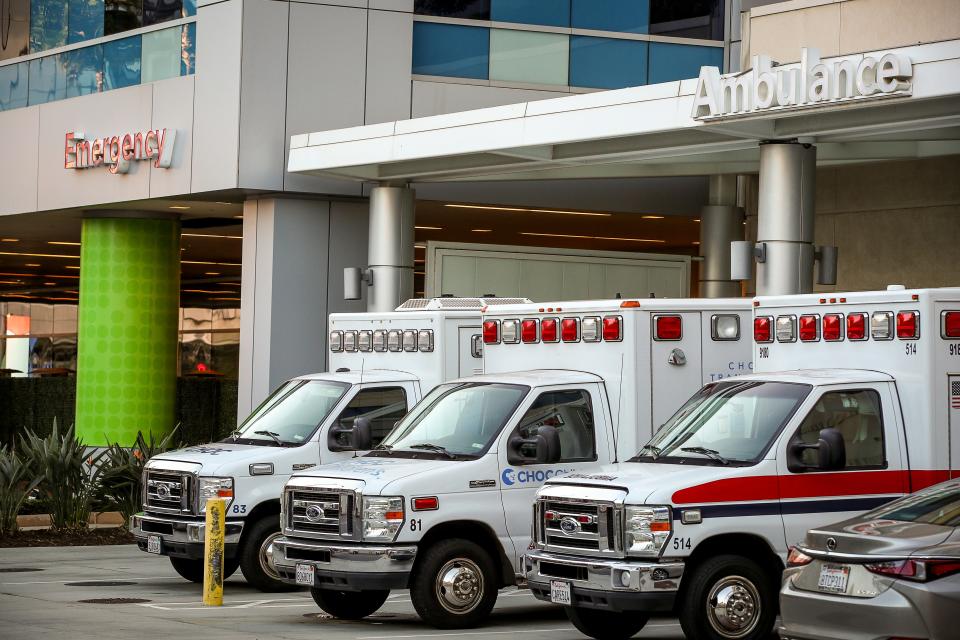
top-left (105, 0), bottom-right (143, 36)
top-left (144, 0), bottom-right (196, 27)
top-left (412, 21), bottom-right (489, 80)
top-left (570, 0), bottom-right (649, 34)
top-left (103, 34), bottom-right (141, 90)
top-left (30, 0), bottom-right (68, 52)
top-left (414, 0), bottom-right (490, 20)
top-left (68, 0), bottom-right (105, 45)
top-left (181, 23), bottom-right (196, 76)
top-left (62, 45), bottom-right (104, 97)
top-left (490, 0), bottom-right (570, 28)
top-left (0, 63), bottom-right (29, 110)
top-left (648, 41), bottom-right (722, 84)
top-left (142, 26), bottom-right (181, 83)
top-left (27, 54), bottom-right (64, 106)
top-left (650, 0), bottom-right (724, 41)
top-left (0, 0), bottom-right (31, 61)
top-left (489, 28), bottom-right (568, 86)
top-left (570, 36), bottom-right (647, 89)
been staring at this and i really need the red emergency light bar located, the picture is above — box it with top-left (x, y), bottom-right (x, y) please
top-left (799, 315), bottom-right (819, 342)
top-left (754, 316), bottom-right (773, 343)
top-left (847, 313), bottom-right (867, 340)
top-left (521, 319), bottom-right (539, 343)
top-left (561, 318), bottom-right (579, 342)
top-left (944, 311), bottom-right (960, 338)
top-left (483, 320), bottom-right (499, 344)
top-left (654, 315), bottom-right (682, 341)
top-left (896, 311), bottom-right (920, 339)
top-left (823, 314), bottom-right (843, 341)
top-left (541, 317), bottom-right (559, 342)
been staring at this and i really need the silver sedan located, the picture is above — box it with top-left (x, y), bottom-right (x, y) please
top-left (779, 479), bottom-right (960, 640)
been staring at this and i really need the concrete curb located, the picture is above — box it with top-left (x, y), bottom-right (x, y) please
top-left (16, 512), bottom-right (125, 528)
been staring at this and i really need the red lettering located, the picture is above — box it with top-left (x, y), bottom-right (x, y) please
top-left (133, 132), bottom-right (144, 159)
top-left (121, 133), bottom-right (134, 161)
top-left (144, 130), bottom-right (157, 158)
top-left (64, 132), bottom-right (75, 169)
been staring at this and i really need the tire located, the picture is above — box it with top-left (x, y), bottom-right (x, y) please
top-left (409, 538), bottom-right (499, 629)
top-left (565, 607), bottom-right (648, 640)
top-left (678, 554), bottom-right (778, 640)
top-left (168, 556), bottom-right (239, 583)
top-left (239, 515), bottom-right (299, 592)
top-left (310, 588), bottom-right (389, 619)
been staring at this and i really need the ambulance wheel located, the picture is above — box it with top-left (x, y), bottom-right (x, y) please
top-left (565, 607), bottom-right (648, 639)
top-left (310, 588), bottom-right (389, 619)
top-left (168, 556), bottom-right (238, 583)
top-left (239, 516), bottom-right (299, 592)
top-left (679, 554), bottom-right (777, 640)
top-left (409, 538), bottom-right (498, 629)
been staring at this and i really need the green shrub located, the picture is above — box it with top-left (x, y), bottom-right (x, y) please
top-left (97, 427), bottom-right (181, 524)
top-left (0, 446), bottom-right (42, 536)
top-left (19, 419), bottom-right (100, 533)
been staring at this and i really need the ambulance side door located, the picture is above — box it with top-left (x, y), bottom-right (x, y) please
top-left (651, 312), bottom-right (704, 429)
top-left (776, 383), bottom-right (906, 548)
top-left (497, 383), bottom-right (611, 565)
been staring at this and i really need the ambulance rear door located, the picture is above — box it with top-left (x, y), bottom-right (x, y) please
top-left (650, 312), bottom-right (703, 432)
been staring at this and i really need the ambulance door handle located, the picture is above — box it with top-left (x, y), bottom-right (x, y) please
top-left (471, 334), bottom-right (483, 359)
top-left (667, 348), bottom-right (686, 366)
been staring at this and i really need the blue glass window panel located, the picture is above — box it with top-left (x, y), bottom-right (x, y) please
top-left (30, 0), bottom-right (69, 52)
top-left (105, 0), bottom-right (143, 36)
top-left (571, 0), bottom-right (648, 34)
top-left (414, 1), bottom-right (490, 20)
top-left (68, 0), bottom-right (105, 44)
top-left (181, 23), bottom-right (196, 76)
top-left (650, 0), bottom-right (723, 40)
top-left (63, 45), bottom-right (104, 97)
top-left (490, 0), bottom-right (570, 28)
top-left (412, 22), bottom-right (489, 80)
top-left (28, 55), bottom-right (66, 105)
top-left (103, 36), bottom-right (142, 90)
top-left (145, 0), bottom-right (188, 26)
top-left (569, 36), bottom-right (647, 89)
top-left (0, 62), bottom-right (29, 110)
top-left (648, 42), bottom-right (722, 84)
top-left (183, 0), bottom-right (196, 16)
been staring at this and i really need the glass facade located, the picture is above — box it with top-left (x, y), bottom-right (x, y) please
top-left (413, 0), bottom-right (724, 90)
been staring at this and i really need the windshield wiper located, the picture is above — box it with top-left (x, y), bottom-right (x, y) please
top-left (631, 444), bottom-right (662, 461)
top-left (229, 428), bottom-right (243, 441)
top-left (408, 443), bottom-right (455, 459)
top-left (254, 430), bottom-right (284, 445)
top-left (373, 443), bottom-right (394, 455)
top-left (680, 447), bottom-right (729, 465)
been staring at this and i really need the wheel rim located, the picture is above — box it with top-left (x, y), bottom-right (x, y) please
top-left (259, 532), bottom-right (283, 580)
top-left (434, 557), bottom-right (485, 615)
top-left (705, 574), bottom-right (761, 639)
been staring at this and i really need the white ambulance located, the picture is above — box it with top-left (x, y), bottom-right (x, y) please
top-left (130, 297), bottom-right (514, 591)
top-left (523, 287), bottom-right (960, 640)
top-left (271, 298), bottom-right (752, 627)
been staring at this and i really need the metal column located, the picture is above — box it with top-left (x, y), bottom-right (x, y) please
top-left (756, 142), bottom-right (816, 295)
top-left (367, 186), bottom-right (415, 312)
top-left (699, 175), bottom-right (745, 298)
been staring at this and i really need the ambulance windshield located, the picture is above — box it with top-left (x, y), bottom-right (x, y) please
top-left (378, 382), bottom-right (528, 458)
top-left (231, 379), bottom-right (350, 446)
top-left (633, 380), bottom-right (811, 465)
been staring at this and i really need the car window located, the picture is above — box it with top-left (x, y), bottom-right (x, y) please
top-left (333, 387), bottom-right (408, 448)
top-left (868, 482), bottom-right (960, 527)
top-left (793, 389), bottom-right (885, 469)
top-left (513, 389), bottom-right (596, 463)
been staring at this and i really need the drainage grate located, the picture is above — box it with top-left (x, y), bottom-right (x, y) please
top-left (0, 568), bottom-right (43, 573)
top-left (65, 581), bottom-right (137, 587)
top-left (302, 613), bottom-right (396, 622)
top-left (78, 598), bottom-right (151, 605)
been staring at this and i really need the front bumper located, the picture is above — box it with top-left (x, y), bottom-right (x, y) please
top-left (524, 549), bottom-right (682, 613)
top-left (272, 536), bottom-right (417, 591)
top-left (130, 513), bottom-right (244, 560)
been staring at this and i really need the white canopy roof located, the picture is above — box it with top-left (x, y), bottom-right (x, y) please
top-left (289, 41), bottom-right (960, 183)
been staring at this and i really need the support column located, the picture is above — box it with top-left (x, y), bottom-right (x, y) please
top-left (756, 141), bottom-right (816, 296)
top-left (75, 215), bottom-right (181, 446)
top-left (699, 175), bottom-right (745, 298)
top-left (367, 186), bottom-right (415, 312)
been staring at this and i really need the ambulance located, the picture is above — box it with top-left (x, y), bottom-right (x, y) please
top-left (130, 297), bottom-right (519, 591)
top-left (270, 298), bottom-right (752, 627)
top-left (523, 287), bottom-right (960, 640)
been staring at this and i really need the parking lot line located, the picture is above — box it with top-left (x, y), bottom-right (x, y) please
top-left (357, 628), bottom-right (573, 639)
top-left (1, 576), bottom-right (183, 585)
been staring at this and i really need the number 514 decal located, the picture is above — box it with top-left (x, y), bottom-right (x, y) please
top-left (672, 537), bottom-right (692, 551)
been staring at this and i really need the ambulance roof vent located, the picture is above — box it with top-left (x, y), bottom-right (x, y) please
top-left (395, 297), bottom-right (532, 311)
top-left (886, 284), bottom-right (906, 291)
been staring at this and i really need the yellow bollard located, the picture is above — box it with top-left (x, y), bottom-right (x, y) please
top-left (203, 498), bottom-right (226, 606)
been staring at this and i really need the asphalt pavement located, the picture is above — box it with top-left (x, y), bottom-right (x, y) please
top-left (0, 544), bottom-right (684, 639)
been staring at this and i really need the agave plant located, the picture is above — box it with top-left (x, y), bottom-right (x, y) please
top-left (97, 427), bottom-right (181, 524)
top-left (0, 446), bottom-right (42, 536)
top-left (19, 419), bottom-right (101, 532)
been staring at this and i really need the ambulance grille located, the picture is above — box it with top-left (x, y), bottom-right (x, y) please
top-left (144, 470), bottom-right (194, 515)
top-left (538, 499), bottom-right (620, 557)
top-left (286, 488), bottom-right (354, 538)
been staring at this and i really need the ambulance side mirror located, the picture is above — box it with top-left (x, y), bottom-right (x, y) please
top-left (787, 427), bottom-right (846, 472)
top-left (508, 426), bottom-right (561, 465)
top-left (328, 417), bottom-right (373, 452)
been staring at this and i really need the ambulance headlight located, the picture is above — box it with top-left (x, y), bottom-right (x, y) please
top-left (362, 496), bottom-right (404, 541)
top-left (197, 477), bottom-right (234, 513)
top-left (623, 505), bottom-right (671, 557)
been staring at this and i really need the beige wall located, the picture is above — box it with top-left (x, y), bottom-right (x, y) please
top-left (746, 0), bottom-right (960, 63)
top-left (744, 155), bottom-right (960, 293)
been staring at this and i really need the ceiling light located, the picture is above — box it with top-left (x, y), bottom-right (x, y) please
top-left (641, 215), bottom-right (664, 219)
top-left (44, 274), bottom-right (79, 279)
top-left (520, 232), bottom-right (664, 243)
top-left (693, 241), bottom-right (700, 245)
top-left (169, 205), bottom-right (191, 210)
top-left (25, 263), bottom-right (40, 267)
top-left (1, 238), bottom-right (18, 242)
top-left (471, 229), bottom-right (493, 232)
top-left (233, 215), bottom-right (244, 219)
top-left (415, 226), bottom-right (442, 230)
top-left (43, 282), bottom-right (57, 286)
top-left (693, 219), bottom-right (701, 222)
top-left (182, 260), bottom-right (242, 266)
top-left (183, 289), bottom-right (242, 294)
top-left (216, 202), bottom-right (235, 205)
top-left (0, 272), bottom-right (32, 277)
top-left (211, 297), bottom-right (241, 301)
top-left (66, 266), bottom-right (80, 270)
top-left (205, 272), bottom-right (221, 276)
top-left (445, 204), bottom-right (610, 217)
top-left (48, 241), bottom-right (81, 246)
top-left (414, 271), bottom-right (425, 276)
top-left (0, 251), bottom-right (79, 259)
top-left (0, 280), bottom-right (22, 285)
top-left (181, 233), bottom-right (242, 239)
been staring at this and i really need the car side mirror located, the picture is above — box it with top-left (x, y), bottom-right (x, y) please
top-left (788, 427), bottom-right (846, 472)
top-left (328, 417), bottom-right (373, 452)
top-left (508, 425), bottom-right (561, 465)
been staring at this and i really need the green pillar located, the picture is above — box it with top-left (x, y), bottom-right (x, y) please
top-left (75, 216), bottom-right (181, 446)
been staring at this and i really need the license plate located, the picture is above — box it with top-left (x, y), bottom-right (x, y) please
top-left (147, 535), bottom-right (161, 554)
top-left (817, 564), bottom-right (850, 593)
top-left (550, 579), bottom-right (571, 605)
top-left (295, 563), bottom-right (315, 586)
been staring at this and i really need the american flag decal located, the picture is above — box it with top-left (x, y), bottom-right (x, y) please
top-left (952, 381), bottom-right (960, 409)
